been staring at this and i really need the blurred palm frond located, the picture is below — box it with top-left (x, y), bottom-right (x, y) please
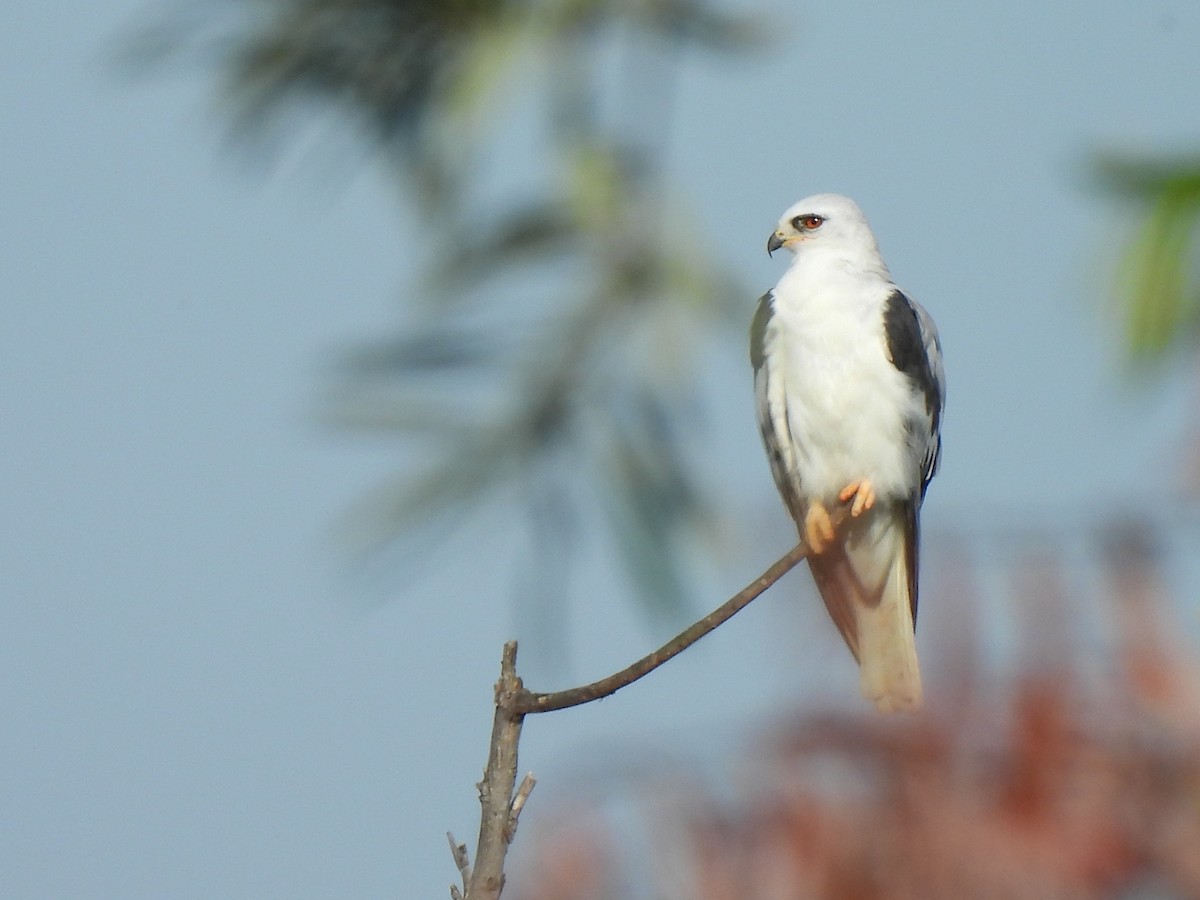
top-left (132, 0), bottom-right (768, 626)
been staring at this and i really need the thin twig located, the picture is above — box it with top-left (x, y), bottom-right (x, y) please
top-left (446, 831), bottom-right (471, 900)
top-left (506, 774), bottom-right (537, 841)
top-left (511, 529), bottom-right (833, 715)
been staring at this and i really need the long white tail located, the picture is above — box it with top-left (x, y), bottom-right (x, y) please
top-left (856, 543), bottom-right (922, 712)
top-left (806, 508), bottom-right (922, 713)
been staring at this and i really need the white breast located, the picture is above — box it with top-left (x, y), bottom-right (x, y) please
top-left (765, 272), bottom-right (922, 504)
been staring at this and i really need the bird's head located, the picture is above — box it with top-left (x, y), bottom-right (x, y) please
top-left (767, 193), bottom-right (882, 263)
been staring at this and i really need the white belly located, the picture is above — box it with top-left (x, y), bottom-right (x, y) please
top-left (769, 301), bottom-right (920, 504)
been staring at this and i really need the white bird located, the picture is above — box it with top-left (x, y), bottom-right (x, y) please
top-left (751, 194), bottom-right (944, 713)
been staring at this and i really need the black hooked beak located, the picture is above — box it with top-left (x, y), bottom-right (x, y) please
top-left (767, 232), bottom-right (784, 256)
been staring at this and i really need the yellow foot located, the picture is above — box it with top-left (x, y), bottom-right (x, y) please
top-left (804, 501), bottom-right (836, 554)
top-left (838, 479), bottom-right (877, 518)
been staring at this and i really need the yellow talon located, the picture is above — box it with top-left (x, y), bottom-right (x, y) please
top-left (804, 501), bottom-right (836, 554)
top-left (838, 480), bottom-right (876, 517)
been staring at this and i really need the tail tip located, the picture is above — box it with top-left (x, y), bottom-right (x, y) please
top-left (863, 678), bottom-right (923, 714)
top-left (869, 691), bottom-right (923, 714)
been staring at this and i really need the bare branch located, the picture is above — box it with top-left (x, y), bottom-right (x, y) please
top-left (455, 527), bottom-right (841, 897)
top-left (465, 642), bottom-right (526, 900)
top-left (511, 528), bottom-right (834, 715)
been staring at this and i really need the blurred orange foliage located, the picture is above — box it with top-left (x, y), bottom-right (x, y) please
top-left (512, 525), bottom-right (1200, 900)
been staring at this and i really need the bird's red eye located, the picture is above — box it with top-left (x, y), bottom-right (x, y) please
top-left (792, 214), bottom-right (824, 231)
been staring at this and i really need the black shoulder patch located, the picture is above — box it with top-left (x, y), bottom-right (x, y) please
top-left (749, 291), bottom-right (774, 372)
top-left (883, 290), bottom-right (939, 416)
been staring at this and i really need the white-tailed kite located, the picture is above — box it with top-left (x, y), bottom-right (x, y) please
top-left (751, 194), bottom-right (944, 713)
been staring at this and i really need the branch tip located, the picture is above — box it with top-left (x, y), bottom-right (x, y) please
top-left (447, 831), bottom-right (471, 899)
top-left (496, 640), bottom-right (525, 704)
top-left (447, 831), bottom-right (471, 872)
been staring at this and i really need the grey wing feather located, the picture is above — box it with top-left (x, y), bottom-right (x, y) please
top-left (884, 291), bottom-right (945, 496)
top-left (911, 298), bottom-right (945, 493)
top-left (750, 291), bottom-right (804, 524)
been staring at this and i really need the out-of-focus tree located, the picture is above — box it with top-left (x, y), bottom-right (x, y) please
top-left (130, 0), bottom-right (762, 622)
top-left (1097, 155), bottom-right (1200, 364)
top-left (1097, 154), bottom-right (1200, 495)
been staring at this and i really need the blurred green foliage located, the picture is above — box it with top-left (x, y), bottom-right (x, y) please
top-left (1096, 154), bottom-right (1200, 363)
top-left (134, 0), bottom-right (764, 623)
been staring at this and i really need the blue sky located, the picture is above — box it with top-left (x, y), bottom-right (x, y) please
top-left (3, 2), bottom-right (1199, 897)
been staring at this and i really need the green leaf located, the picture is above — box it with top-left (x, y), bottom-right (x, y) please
top-left (1097, 154), bottom-right (1200, 363)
